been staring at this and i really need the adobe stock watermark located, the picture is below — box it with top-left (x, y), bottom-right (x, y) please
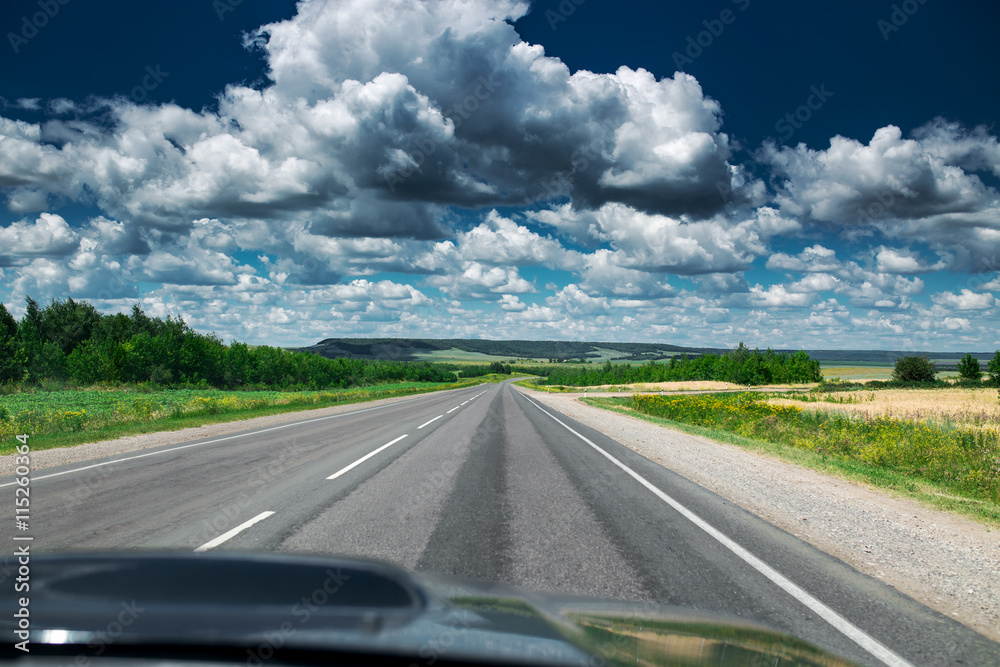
top-left (130, 65), bottom-right (170, 104)
top-left (53, 600), bottom-right (145, 665)
top-left (671, 0), bottom-right (751, 71)
top-left (213, 0), bottom-right (244, 22)
top-left (383, 73), bottom-right (502, 193)
top-left (774, 84), bottom-right (834, 141)
top-left (877, 0), bottom-right (931, 41)
top-left (544, 0), bottom-right (588, 31)
top-left (244, 567), bottom-right (351, 666)
top-left (7, 0), bottom-right (72, 54)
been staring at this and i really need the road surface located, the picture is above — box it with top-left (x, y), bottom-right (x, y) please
top-left (2, 381), bottom-right (997, 666)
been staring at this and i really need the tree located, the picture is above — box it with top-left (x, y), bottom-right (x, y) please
top-left (892, 355), bottom-right (937, 383)
top-left (957, 353), bottom-right (983, 382)
top-left (39, 298), bottom-right (102, 356)
top-left (988, 350), bottom-right (1000, 384)
top-left (0, 303), bottom-right (20, 382)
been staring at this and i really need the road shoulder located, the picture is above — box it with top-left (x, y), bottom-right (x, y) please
top-left (520, 387), bottom-right (1000, 643)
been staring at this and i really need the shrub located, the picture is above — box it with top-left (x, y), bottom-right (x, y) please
top-left (892, 356), bottom-right (937, 383)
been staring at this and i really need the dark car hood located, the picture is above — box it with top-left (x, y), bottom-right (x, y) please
top-left (0, 551), bottom-right (858, 666)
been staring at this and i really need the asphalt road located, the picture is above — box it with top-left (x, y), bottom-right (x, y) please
top-left (2, 381), bottom-right (998, 666)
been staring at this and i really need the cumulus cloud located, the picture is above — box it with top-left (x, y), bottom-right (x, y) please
top-left (874, 246), bottom-right (944, 274)
top-left (0, 0), bottom-right (757, 244)
top-left (455, 210), bottom-right (579, 268)
top-left (426, 262), bottom-right (533, 299)
top-left (766, 245), bottom-right (839, 272)
top-left (762, 122), bottom-right (1000, 270)
top-left (533, 203), bottom-right (797, 276)
top-left (0, 213), bottom-right (79, 265)
top-left (1, 0), bottom-right (998, 349)
top-left (763, 124), bottom-right (995, 225)
top-left (930, 289), bottom-right (996, 311)
top-left (748, 284), bottom-right (814, 308)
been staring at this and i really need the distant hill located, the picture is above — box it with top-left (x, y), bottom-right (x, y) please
top-left (293, 338), bottom-right (723, 362)
top-left (294, 338), bottom-right (996, 365)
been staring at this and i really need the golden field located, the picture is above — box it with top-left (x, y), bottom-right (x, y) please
top-left (770, 388), bottom-right (1000, 432)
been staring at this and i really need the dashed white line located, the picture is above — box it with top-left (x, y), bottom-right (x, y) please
top-left (0, 390), bottom-right (460, 489)
top-left (519, 393), bottom-right (913, 667)
top-left (447, 406), bottom-right (461, 413)
top-left (327, 435), bottom-right (408, 480)
top-left (194, 511), bottom-right (275, 552)
top-left (418, 415), bottom-right (443, 429)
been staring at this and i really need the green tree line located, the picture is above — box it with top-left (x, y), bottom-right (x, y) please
top-left (0, 298), bottom-right (456, 389)
top-left (540, 344), bottom-right (823, 386)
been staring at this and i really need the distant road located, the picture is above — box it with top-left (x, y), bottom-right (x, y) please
top-left (3, 381), bottom-right (997, 666)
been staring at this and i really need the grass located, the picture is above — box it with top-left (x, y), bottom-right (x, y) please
top-left (413, 348), bottom-right (516, 363)
top-left (584, 393), bottom-right (1000, 526)
top-left (0, 379), bottom-right (487, 455)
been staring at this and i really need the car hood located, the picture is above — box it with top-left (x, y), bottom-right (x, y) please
top-left (1, 551), bottom-right (858, 666)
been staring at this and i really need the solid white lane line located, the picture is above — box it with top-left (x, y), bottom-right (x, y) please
top-left (194, 511), bottom-right (275, 552)
top-left (418, 415), bottom-right (443, 429)
top-left (520, 393), bottom-right (913, 667)
top-left (0, 392), bottom-right (458, 488)
top-left (326, 435), bottom-right (408, 480)
top-left (447, 406), bottom-right (461, 413)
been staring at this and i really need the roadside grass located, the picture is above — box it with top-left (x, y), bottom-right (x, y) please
top-left (584, 394), bottom-right (1000, 526)
top-left (0, 379), bottom-right (486, 455)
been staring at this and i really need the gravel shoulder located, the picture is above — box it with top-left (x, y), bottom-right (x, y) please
top-left (522, 388), bottom-right (1000, 644)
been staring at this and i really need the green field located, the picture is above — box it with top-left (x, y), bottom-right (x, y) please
top-left (412, 348), bottom-right (530, 363)
top-left (820, 364), bottom-right (961, 381)
top-left (0, 380), bottom-right (485, 453)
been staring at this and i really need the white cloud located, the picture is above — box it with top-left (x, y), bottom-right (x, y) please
top-left (0, 213), bottom-right (78, 264)
top-left (764, 124), bottom-right (994, 225)
top-left (426, 262), bottom-right (533, 298)
top-left (874, 246), bottom-right (944, 274)
top-left (787, 273), bottom-right (840, 293)
top-left (766, 245), bottom-right (839, 272)
top-left (748, 284), bottom-right (814, 308)
top-left (762, 122), bottom-right (1000, 271)
top-left (456, 211), bottom-right (578, 268)
top-left (930, 289), bottom-right (996, 311)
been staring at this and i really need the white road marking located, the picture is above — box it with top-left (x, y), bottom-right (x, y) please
top-left (0, 387), bottom-right (479, 488)
top-left (194, 511), bottom-right (275, 552)
top-left (418, 415), bottom-right (443, 429)
top-left (0, 390), bottom-right (461, 489)
top-left (447, 406), bottom-right (461, 413)
top-left (520, 393), bottom-right (913, 667)
top-left (326, 435), bottom-right (408, 480)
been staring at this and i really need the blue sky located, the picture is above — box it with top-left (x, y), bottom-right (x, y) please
top-left (1, 0), bottom-right (999, 351)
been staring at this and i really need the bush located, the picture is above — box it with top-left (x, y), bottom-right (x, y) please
top-left (892, 356), bottom-right (937, 383)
